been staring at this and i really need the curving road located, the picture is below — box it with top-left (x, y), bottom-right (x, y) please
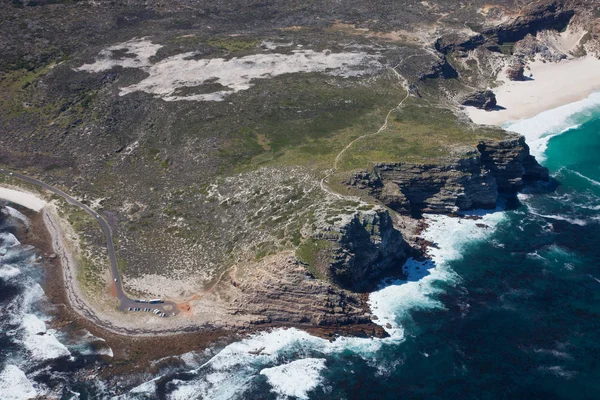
top-left (0, 168), bottom-right (177, 317)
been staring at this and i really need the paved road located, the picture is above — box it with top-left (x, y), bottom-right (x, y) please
top-left (0, 169), bottom-right (177, 317)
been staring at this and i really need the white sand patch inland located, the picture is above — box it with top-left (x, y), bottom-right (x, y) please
top-left (466, 56), bottom-right (600, 126)
top-left (77, 38), bottom-right (383, 102)
top-left (77, 37), bottom-right (164, 72)
top-left (0, 187), bottom-right (46, 211)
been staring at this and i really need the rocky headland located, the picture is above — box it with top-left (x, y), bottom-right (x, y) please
top-left (347, 135), bottom-right (549, 215)
top-left (0, 0), bottom-right (599, 342)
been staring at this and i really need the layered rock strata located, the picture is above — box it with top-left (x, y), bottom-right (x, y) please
top-left (226, 255), bottom-right (382, 334)
top-left (347, 136), bottom-right (549, 214)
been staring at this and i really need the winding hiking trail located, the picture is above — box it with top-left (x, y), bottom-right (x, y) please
top-left (320, 58), bottom-right (415, 199)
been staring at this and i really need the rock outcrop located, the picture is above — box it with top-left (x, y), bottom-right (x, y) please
top-left (304, 207), bottom-right (408, 290)
top-left (347, 135), bottom-right (549, 215)
top-left (435, 1), bottom-right (576, 56)
top-left (506, 62), bottom-right (527, 81)
top-left (460, 90), bottom-right (497, 110)
top-left (225, 254), bottom-right (384, 336)
top-left (477, 136), bottom-right (549, 192)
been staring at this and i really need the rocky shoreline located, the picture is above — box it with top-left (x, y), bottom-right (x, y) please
top-left (0, 128), bottom-right (551, 371)
top-left (4, 201), bottom-right (389, 378)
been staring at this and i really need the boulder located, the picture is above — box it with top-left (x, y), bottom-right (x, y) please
top-left (460, 90), bottom-right (497, 110)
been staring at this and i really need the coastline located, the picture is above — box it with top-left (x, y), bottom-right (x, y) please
top-left (9, 205), bottom-right (233, 378)
top-left (466, 55), bottom-right (600, 126)
top-left (1, 183), bottom-right (386, 343)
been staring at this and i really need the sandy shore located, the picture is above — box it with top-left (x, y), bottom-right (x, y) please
top-left (466, 56), bottom-right (600, 126)
top-left (13, 204), bottom-right (232, 379)
top-left (0, 187), bottom-right (47, 211)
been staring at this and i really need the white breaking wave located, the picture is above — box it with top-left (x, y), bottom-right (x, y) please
top-left (563, 168), bottom-right (600, 187)
top-left (5, 206), bottom-right (31, 228)
top-left (123, 328), bottom-right (386, 400)
top-left (0, 232), bottom-right (21, 248)
top-left (260, 358), bottom-right (327, 400)
top-left (369, 210), bottom-right (505, 336)
top-left (0, 264), bottom-right (21, 280)
top-left (0, 365), bottom-right (39, 400)
top-left (123, 209), bottom-right (508, 399)
top-left (506, 91), bottom-right (600, 161)
top-left (526, 202), bottom-right (588, 226)
top-left (20, 313), bottom-right (71, 362)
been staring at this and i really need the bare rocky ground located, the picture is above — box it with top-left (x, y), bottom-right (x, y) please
top-left (1, 0), bottom-right (600, 335)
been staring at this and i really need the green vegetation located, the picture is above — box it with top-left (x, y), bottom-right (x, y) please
top-left (497, 42), bottom-right (516, 55)
top-left (56, 200), bottom-right (108, 296)
top-left (0, 62), bottom-right (97, 133)
top-left (295, 238), bottom-right (333, 280)
top-left (207, 37), bottom-right (260, 53)
top-left (220, 73), bottom-right (406, 173)
top-left (337, 98), bottom-right (506, 171)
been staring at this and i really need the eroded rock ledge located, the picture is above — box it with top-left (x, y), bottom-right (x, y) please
top-left (347, 135), bottom-right (549, 214)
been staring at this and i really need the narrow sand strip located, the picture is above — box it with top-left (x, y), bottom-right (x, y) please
top-left (0, 187), bottom-right (47, 211)
top-left (466, 56), bottom-right (600, 126)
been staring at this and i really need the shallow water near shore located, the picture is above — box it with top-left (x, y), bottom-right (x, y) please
top-left (2, 96), bottom-right (600, 399)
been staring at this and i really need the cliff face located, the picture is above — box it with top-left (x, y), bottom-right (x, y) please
top-left (435, 1), bottom-right (576, 55)
top-left (348, 135), bottom-right (549, 214)
top-left (477, 136), bottom-right (549, 192)
top-left (329, 208), bottom-right (407, 289)
top-left (227, 254), bottom-right (382, 334)
top-left (304, 207), bottom-right (408, 291)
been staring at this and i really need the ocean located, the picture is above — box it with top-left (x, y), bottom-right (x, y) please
top-left (1, 93), bottom-right (600, 399)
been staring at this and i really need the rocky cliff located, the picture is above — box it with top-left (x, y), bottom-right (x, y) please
top-left (299, 207), bottom-right (409, 291)
top-left (226, 254), bottom-right (383, 336)
top-left (347, 135), bottom-right (549, 214)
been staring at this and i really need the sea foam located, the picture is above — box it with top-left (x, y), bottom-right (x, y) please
top-left (369, 210), bottom-right (506, 336)
top-left (507, 92), bottom-right (600, 161)
top-left (260, 358), bottom-right (327, 400)
top-left (0, 365), bottom-right (38, 400)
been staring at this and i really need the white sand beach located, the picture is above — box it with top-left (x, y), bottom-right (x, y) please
top-left (466, 56), bottom-right (600, 126)
top-left (0, 187), bottom-right (47, 211)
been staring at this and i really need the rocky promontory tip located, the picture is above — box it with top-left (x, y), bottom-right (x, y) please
top-left (347, 135), bottom-right (549, 215)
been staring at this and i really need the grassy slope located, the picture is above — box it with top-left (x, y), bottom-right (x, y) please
top-left (337, 98), bottom-right (507, 171)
